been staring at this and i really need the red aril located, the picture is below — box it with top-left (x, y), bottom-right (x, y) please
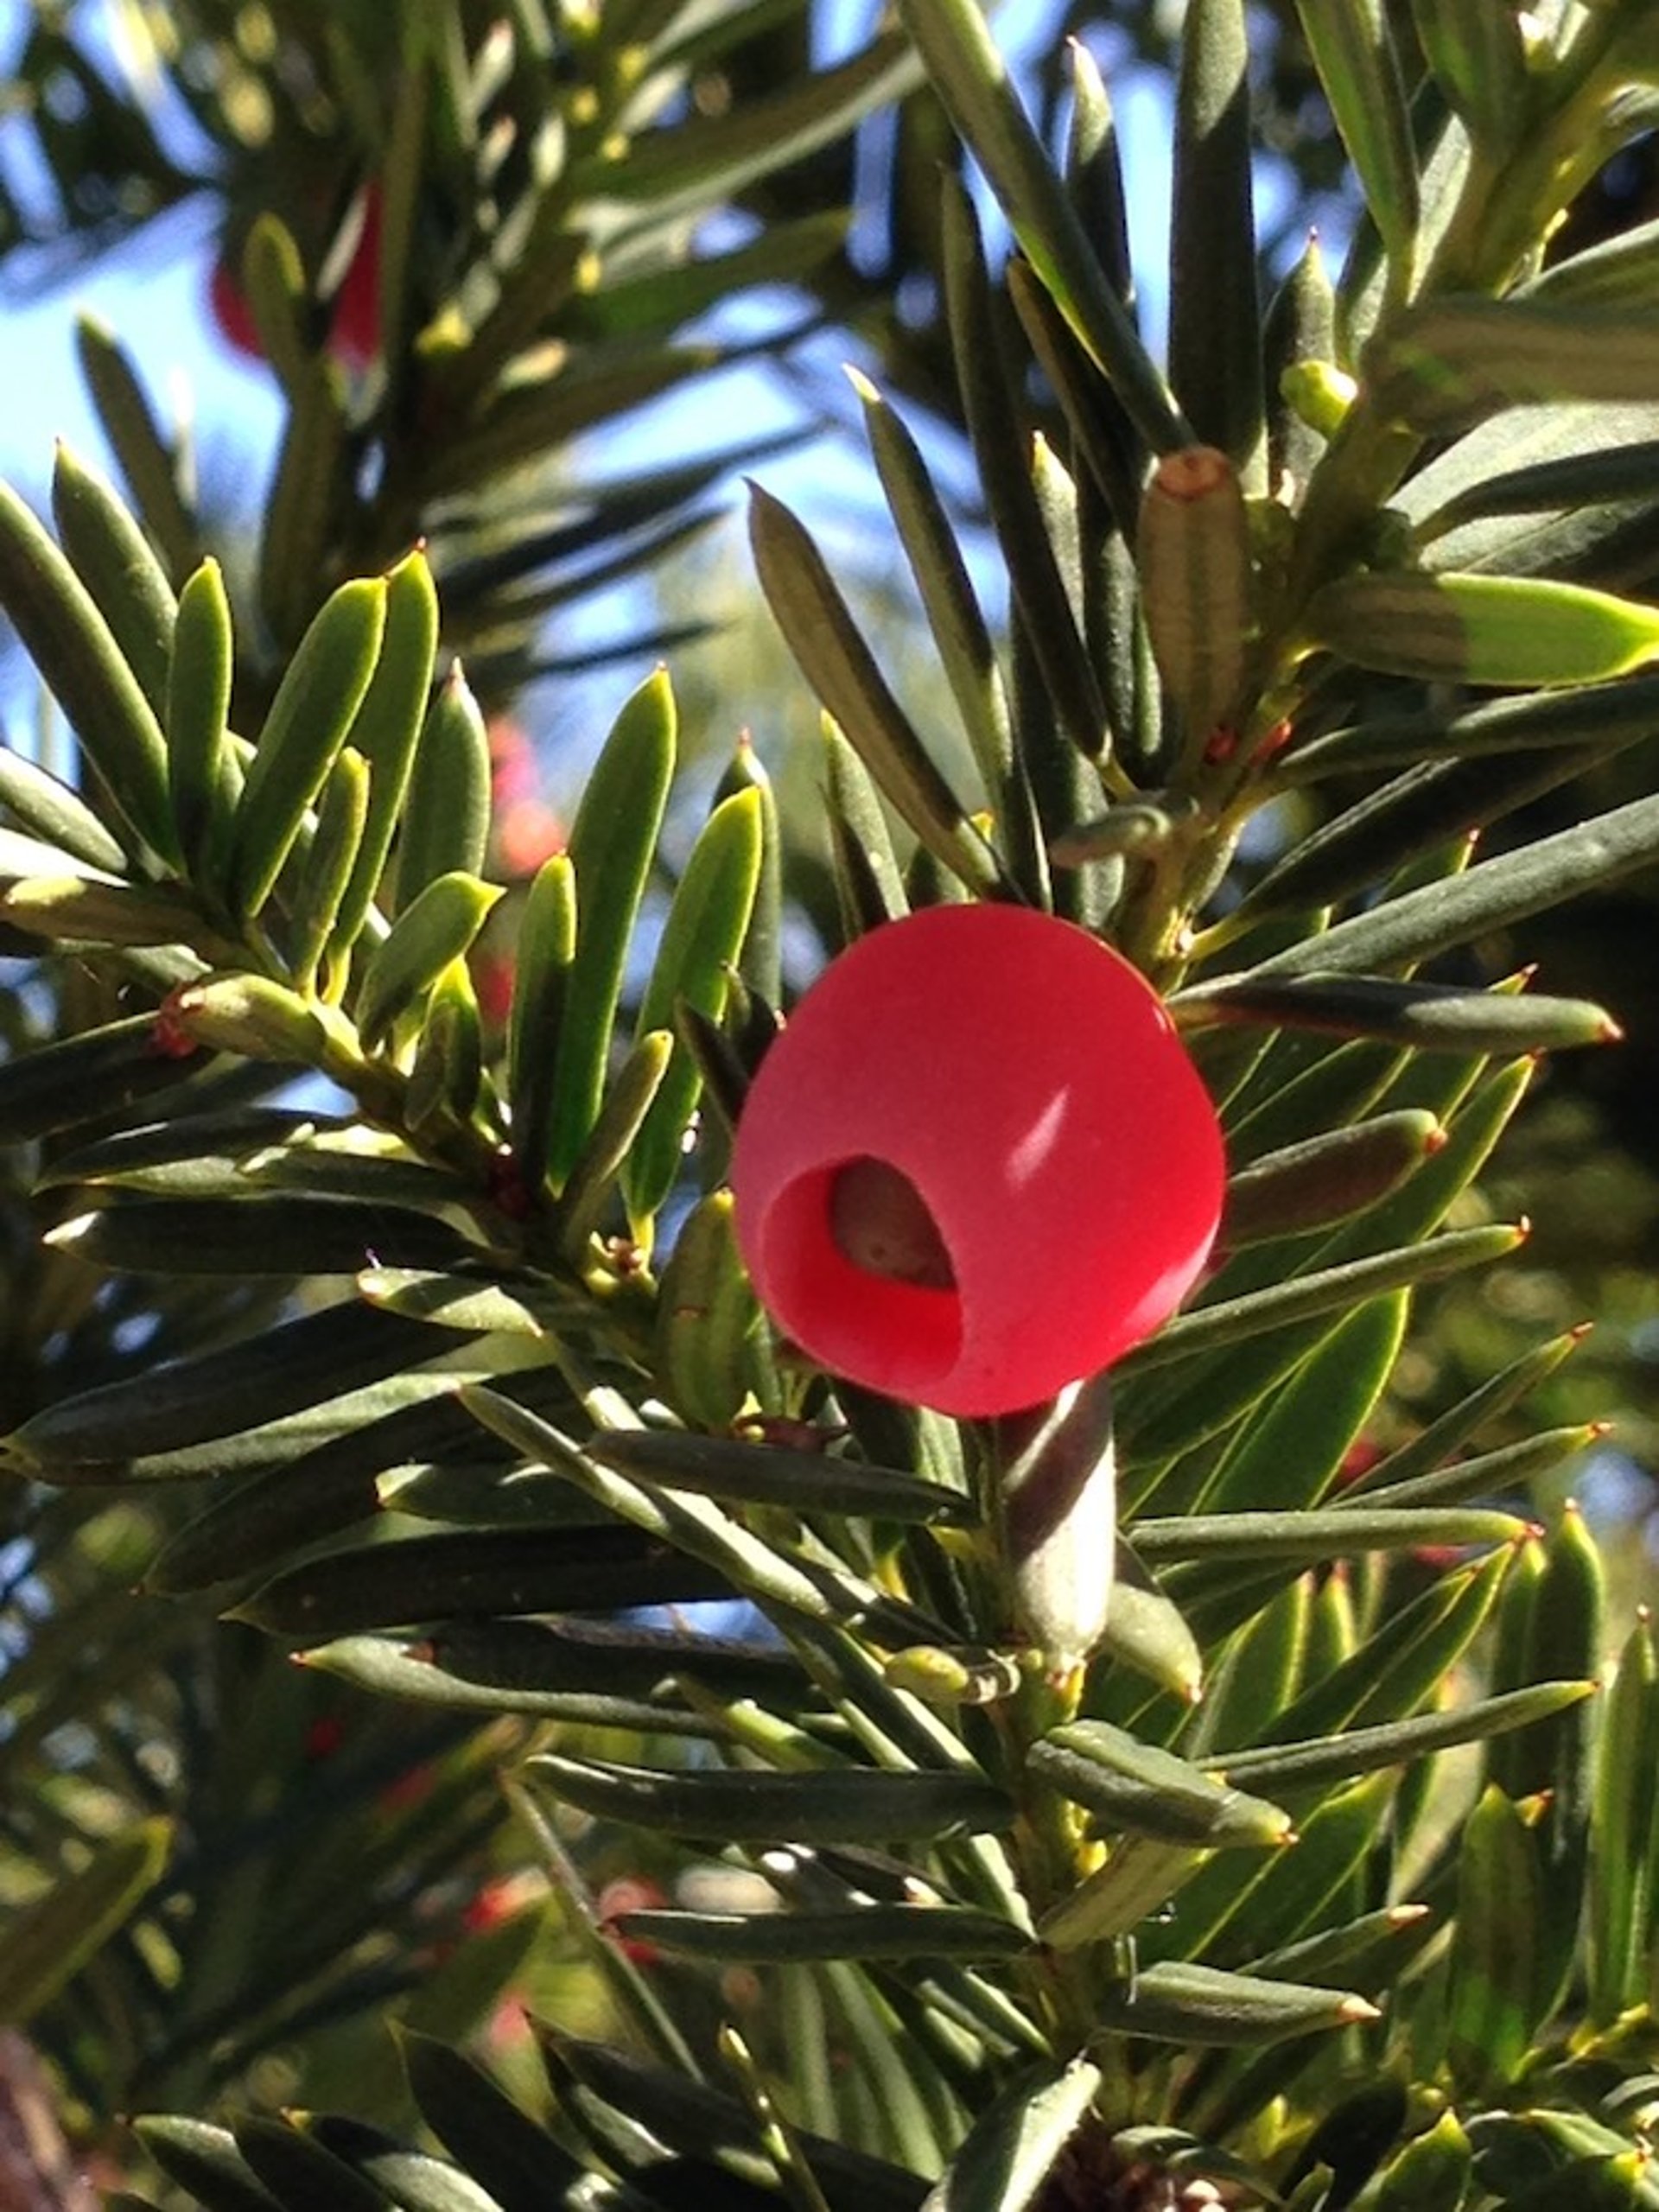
top-left (731, 903), bottom-right (1224, 1417)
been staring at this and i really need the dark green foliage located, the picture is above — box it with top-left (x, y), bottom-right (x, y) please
top-left (4, 3), bottom-right (1659, 2209)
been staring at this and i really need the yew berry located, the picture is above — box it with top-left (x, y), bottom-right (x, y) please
top-left (207, 255), bottom-right (263, 361)
top-left (730, 904), bottom-right (1224, 1418)
top-left (326, 183), bottom-right (383, 371)
top-left (597, 1874), bottom-right (668, 1965)
top-left (207, 185), bottom-right (383, 371)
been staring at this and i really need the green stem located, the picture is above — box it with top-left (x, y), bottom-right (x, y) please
top-left (1281, 405), bottom-right (1420, 614)
top-left (990, 1674), bottom-right (1101, 2047)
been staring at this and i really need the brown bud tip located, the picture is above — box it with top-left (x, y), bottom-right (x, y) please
top-left (1152, 444), bottom-right (1233, 502)
top-left (830, 1157), bottom-right (957, 1289)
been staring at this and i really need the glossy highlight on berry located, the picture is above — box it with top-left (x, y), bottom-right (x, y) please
top-left (730, 904), bottom-right (1225, 1417)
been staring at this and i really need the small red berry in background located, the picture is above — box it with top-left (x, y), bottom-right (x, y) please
top-left (302, 1714), bottom-right (346, 1762)
top-left (488, 715), bottom-right (539, 810)
top-left (461, 1871), bottom-right (543, 1932)
top-left (207, 183), bottom-right (384, 370)
top-left (597, 1874), bottom-right (667, 1965)
top-left (495, 798), bottom-right (566, 878)
top-left (487, 717), bottom-right (565, 874)
top-left (207, 255), bottom-right (264, 361)
top-left (474, 950), bottom-right (517, 1031)
top-left (474, 715), bottom-right (566, 1033)
top-left (488, 717), bottom-right (566, 876)
top-left (326, 183), bottom-right (383, 371)
top-left (730, 904), bottom-right (1224, 1418)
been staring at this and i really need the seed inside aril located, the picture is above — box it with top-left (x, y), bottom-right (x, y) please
top-left (830, 1158), bottom-right (957, 1289)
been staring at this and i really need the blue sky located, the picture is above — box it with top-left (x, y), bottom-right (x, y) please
top-left (0, 0), bottom-right (1344, 813)
top-left (0, 6), bottom-right (1192, 505)
top-left (0, 5), bottom-right (1160, 804)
